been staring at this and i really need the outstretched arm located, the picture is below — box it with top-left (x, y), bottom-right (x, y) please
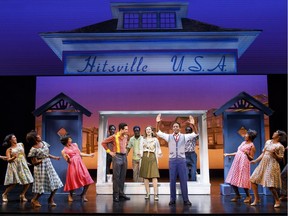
top-left (156, 113), bottom-right (162, 132)
top-left (0, 155), bottom-right (7, 160)
top-left (224, 152), bottom-right (237, 157)
top-left (49, 154), bottom-right (61, 160)
top-left (188, 115), bottom-right (198, 134)
top-left (80, 152), bottom-right (95, 158)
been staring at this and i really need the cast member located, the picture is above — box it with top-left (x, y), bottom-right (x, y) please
top-left (185, 126), bottom-right (199, 181)
top-left (102, 123), bottom-right (130, 202)
top-left (26, 130), bottom-right (63, 207)
top-left (2, 134), bottom-right (34, 202)
top-left (250, 130), bottom-right (286, 208)
top-left (156, 114), bottom-right (198, 206)
top-left (279, 146), bottom-right (287, 201)
top-left (139, 126), bottom-right (162, 201)
top-left (127, 126), bottom-right (143, 182)
top-left (106, 125), bottom-right (116, 176)
top-left (224, 129), bottom-right (257, 203)
top-left (61, 135), bottom-right (95, 202)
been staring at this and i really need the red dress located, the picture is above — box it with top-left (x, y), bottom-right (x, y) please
top-left (225, 141), bottom-right (254, 189)
top-left (63, 143), bottom-right (94, 191)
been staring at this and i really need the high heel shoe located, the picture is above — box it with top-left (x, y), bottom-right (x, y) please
top-left (68, 194), bottom-right (73, 202)
top-left (2, 194), bottom-right (8, 202)
top-left (154, 195), bottom-right (159, 201)
top-left (20, 194), bottom-right (28, 202)
top-left (230, 195), bottom-right (241, 202)
top-left (145, 194), bottom-right (150, 199)
top-left (243, 196), bottom-right (251, 203)
top-left (31, 199), bottom-right (41, 207)
top-left (274, 201), bottom-right (281, 208)
top-left (48, 198), bottom-right (57, 206)
top-left (250, 199), bottom-right (261, 206)
top-left (80, 194), bottom-right (88, 202)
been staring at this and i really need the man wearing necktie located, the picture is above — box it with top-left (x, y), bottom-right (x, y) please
top-left (156, 114), bottom-right (198, 206)
top-left (102, 123), bottom-right (130, 202)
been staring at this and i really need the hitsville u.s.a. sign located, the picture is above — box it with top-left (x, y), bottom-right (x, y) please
top-left (64, 51), bottom-right (237, 75)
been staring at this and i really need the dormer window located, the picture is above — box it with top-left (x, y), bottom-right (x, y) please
top-left (123, 12), bottom-right (176, 29)
top-left (111, 2), bottom-right (187, 30)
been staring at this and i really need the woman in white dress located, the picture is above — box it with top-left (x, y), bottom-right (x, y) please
top-left (2, 134), bottom-right (34, 202)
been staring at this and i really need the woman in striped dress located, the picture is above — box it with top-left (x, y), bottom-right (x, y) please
top-left (224, 129), bottom-right (257, 203)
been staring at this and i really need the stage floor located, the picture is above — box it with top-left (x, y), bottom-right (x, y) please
top-left (0, 177), bottom-right (287, 215)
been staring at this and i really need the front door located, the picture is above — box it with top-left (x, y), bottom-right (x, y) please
top-left (223, 111), bottom-right (265, 194)
top-left (42, 112), bottom-right (83, 193)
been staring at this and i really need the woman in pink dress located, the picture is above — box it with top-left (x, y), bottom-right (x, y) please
top-left (224, 129), bottom-right (257, 203)
top-left (60, 135), bottom-right (95, 202)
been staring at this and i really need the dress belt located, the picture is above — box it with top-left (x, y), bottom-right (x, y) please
top-left (116, 152), bottom-right (126, 155)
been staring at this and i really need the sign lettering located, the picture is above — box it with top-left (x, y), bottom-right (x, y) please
top-left (64, 52), bottom-right (236, 74)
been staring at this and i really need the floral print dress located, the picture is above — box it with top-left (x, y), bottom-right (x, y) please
top-left (250, 140), bottom-right (284, 188)
top-left (4, 143), bottom-right (34, 185)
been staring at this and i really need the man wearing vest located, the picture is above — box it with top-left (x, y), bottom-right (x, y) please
top-left (102, 122), bottom-right (130, 202)
top-left (156, 114), bottom-right (198, 206)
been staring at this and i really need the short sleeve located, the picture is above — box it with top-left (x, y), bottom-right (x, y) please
top-left (28, 148), bottom-right (36, 158)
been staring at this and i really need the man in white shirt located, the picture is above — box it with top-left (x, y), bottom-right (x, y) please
top-left (156, 114), bottom-right (198, 206)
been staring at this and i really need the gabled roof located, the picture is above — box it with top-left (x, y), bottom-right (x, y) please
top-left (213, 91), bottom-right (273, 116)
top-left (52, 18), bottom-right (259, 34)
top-left (33, 92), bottom-right (92, 117)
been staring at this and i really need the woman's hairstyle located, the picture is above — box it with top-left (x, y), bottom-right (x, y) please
top-left (144, 126), bottom-right (156, 137)
top-left (2, 134), bottom-right (14, 147)
top-left (60, 135), bottom-right (71, 146)
top-left (26, 130), bottom-right (38, 146)
top-left (277, 130), bottom-right (287, 143)
top-left (247, 129), bottom-right (257, 141)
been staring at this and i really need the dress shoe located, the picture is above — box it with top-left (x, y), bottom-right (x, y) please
top-left (20, 194), bottom-right (28, 202)
top-left (113, 197), bottom-right (119, 202)
top-left (154, 195), bottom-right (159, 201)
top-left (274, 201), bottom-right (281, 208)
top-left (230, 195), bottom-right (241, 202)
top-left (2, 194), bottom-right (8, 202)
top-left (68, 194), bottom-right (73, 202)
top-left (169, 201), bottom-right (176, 206)
top-left (31, 199), bottom-right (41, 207)
top-left (120, 195), bottom-right (130, 200)
top-left (184, 200), bottom-right (192, 206)
top-left (250, 199), bottom-right (261, 206)
top-left (48, 198), bottom-right (57, 206)
top-left (243, 196), bottom-right (251, 203)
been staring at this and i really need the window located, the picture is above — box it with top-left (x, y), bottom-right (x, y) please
top-left (123, 13), bottom-right (139, 29)
top-left (160, 12), bottom-right (176, 28)
top-left (142, 13), bottom-right (157, 29)
top-left (123, 12), bottom-right (176, 29)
